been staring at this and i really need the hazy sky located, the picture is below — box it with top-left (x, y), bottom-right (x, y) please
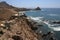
top-left (0, 0), bottom-right (60, 8)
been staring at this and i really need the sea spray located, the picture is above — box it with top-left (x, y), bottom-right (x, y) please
top-left (27, 16), bottom-right (60, 32)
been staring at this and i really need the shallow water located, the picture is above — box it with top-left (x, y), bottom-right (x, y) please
top-left (25, 8), bottom-right (60, 40)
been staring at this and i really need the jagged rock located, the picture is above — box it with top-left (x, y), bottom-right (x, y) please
top-left (12, 35), bottom-right (23, 40)
top-left (0, 16), bottom-right (41, 40)
top-left (42, 31), bottom-right (56, 40)
top-left (52, 21), bottom-right (60, 24)
top-left (35, 7), bottom-right (41, 10)
top-left (0, 31), bottom-right (4, 36)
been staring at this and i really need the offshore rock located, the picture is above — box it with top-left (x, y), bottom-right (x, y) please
top-left (35, 7), bottom-right (41, 10)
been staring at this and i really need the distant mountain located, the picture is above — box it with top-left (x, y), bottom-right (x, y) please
top-left (0, 1), bottom-right (9, 8)
top-left (0, 1), bottom-right (14, 8)
top-left (0, 1), bottom-right (31, 11)
top-left (0, 1), bottom-right (18, 20)
top-left (0, 1), bottom-right (41, 11)
top-left (0, 1), bottom-right (23, 12)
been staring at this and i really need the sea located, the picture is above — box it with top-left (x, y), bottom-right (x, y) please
top-left (25, 8), bottom-right (60, 40)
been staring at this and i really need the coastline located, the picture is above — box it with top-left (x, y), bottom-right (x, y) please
top-left (0, 11), bottom-right (42, 40)
top-left (0, 9), bottom-right (57, 40)
top-left (26, 13), bottom-right (57, 40)
top-left (0, 1), bottom-right (58, 40)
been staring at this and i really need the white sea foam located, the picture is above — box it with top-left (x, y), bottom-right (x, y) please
top-left (27, 16), bottom-right (60, 31)
top-left (49, 26), bottom-right (60, 31)
top-left (27, 16), bottom-right (43, 22)
top-left (44, 22), bottom-right (60, 31)
top-left (48, 14), bottom-right (58, 16)
top-left (26, 10), bottom-right (37, 12)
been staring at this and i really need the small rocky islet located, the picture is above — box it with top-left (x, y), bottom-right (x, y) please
top-left (0, 1), bottom-right (56, 40)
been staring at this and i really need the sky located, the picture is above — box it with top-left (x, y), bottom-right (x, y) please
top-left (0, 0), bottom-right (60, 8)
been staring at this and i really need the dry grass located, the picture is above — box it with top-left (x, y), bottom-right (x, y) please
top-left (0, 8), bottom-right (18, 20)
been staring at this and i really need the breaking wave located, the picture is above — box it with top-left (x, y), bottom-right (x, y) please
top-left (27, 16), bottom-right (44, 22)
top-left (48, 14), bottom-right (59, 16)
top-left (44, 22), bottom-right (60, 31)
top-left (27, 16), bottom-right (60, 31)
top-left (49, 26), bottom-right (60, 31)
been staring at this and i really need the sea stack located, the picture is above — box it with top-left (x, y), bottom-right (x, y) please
top-left (35, 7), bottom-right (41, 10)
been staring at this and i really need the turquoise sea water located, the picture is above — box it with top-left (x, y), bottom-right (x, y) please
top-left (25, 8), bottom-right (60, 40)
top-left (26, 8), bottom-right (60, 20)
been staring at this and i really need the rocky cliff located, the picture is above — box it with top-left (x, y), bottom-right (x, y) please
top-left (0, 1), bottom-right (42, 40)
top-left (0, 16), bottom-right (41, 40)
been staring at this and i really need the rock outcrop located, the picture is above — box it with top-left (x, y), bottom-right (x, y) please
top-left (35, 7), bottom-right (41, 10)
top-left (52, 21), bottom-right (60, 24)
top-left (0, 15), bottom-right (42, 40)
top-left (0, 2), bottom-right (42, 39)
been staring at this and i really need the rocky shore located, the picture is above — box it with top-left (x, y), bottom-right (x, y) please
top-left (0, 1), bottom-right (56, 40)
top-left (0, 12), bottom-right (42, 40)
top-left (0, 1), bottom-right (42, 40)
top-left (0, 9), bottom-right (56, 40)
top-left (27, 17), bottom-right (57, 40)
